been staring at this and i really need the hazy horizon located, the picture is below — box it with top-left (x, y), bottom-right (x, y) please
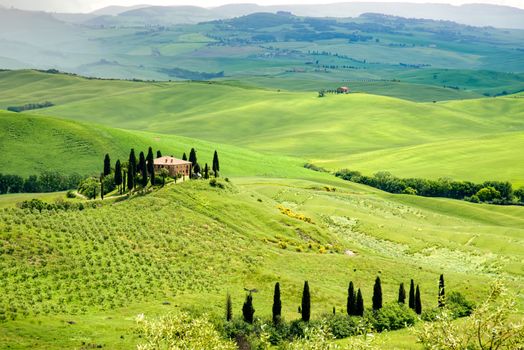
top-left (1, 0), bottom-right (523, 13)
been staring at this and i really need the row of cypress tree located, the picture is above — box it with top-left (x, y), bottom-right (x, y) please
top-left (231, 274), bottom-right (446, 324)
top-left (103, 147), bottom-right (221, 193)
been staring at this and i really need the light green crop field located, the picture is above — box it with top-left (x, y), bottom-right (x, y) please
top-left (0, 175), bottom-right (522, 349)
top-left (1, 70), bottom-right (523, 186)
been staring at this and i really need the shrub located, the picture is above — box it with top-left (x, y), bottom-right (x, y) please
top-left (136, 312), bottom-right (236, 350)
top-left (402, 187), bottom-right (417, 195)
top-left (367, 303), bottom-right (417, 332)
top-left (324, 314), bottom-right (366, 339)
top-left (476, 186), bottom-right (501, 202)
top-left (446, 291), bottom-right (474, 318)
top-left (66, 190), bottom-right (76, 199)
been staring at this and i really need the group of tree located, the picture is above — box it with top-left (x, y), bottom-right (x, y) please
top-left (7, 101), bottom-right (54, 112)
top-left (95, 147), bottom-right (221, 198)
top-left (335, 169), bottom-right (524, 205)
top-left (187, 148), bottom-right (220, 179)
top-left (0, 172), bottom-right (83, 194)
top-left (233, 275), bottom-right (451, 326)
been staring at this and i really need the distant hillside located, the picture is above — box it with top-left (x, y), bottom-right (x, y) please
top-left (1, 70), bottom-right (523, 186)
top-left (83, 2), bottom-right (524, 29)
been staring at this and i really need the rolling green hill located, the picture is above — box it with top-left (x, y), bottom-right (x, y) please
top-left (1, 70), bottom-right (522, 186)
top-left (0, 174), bottom-right (522, 349)
top-left (0, 111), bottom-right (310, 179)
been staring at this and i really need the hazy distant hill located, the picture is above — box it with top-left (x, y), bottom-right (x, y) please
top-left (85, 2), bottom-right (524, 29)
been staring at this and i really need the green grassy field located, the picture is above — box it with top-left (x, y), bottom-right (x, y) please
top-left (0, 70), bottom-right (523, 349)
top-left (1, 70), bottom-right (523, 186)
top-left (0, 176), bottom-right (522, 349)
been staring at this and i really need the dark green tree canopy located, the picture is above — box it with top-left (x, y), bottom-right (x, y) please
top-left (103, 153), bottom-right (111, 176)
top-left (409, 279), bottom-right (416, 310)
top-left (213, 150), bottom-right (220, 177)
top-left (372, 276), bottom-right (383, 310)
top-left (272, 282), bottom-right (282, 324)
top-left (438, 274), bottom-right (445, 307)
top-left (415, 285), bottom-right (422, 315)
top-left (301, 281), bottom-right (311, 322)
top-left (355, 288), bottom-right (364, 316)
top-left (242, 293), bottom-right (255, 324)
top-left (398, 282), bottom-right (406, 304)
top-left (347, 281), bottom-right (356, 316)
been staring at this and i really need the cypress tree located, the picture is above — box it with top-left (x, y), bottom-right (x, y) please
top-left (193, 163), bottom-right (201, 175)
top-left (415, 285), bottom-right (422, 315)
top-left (355, 288), bottom-right (364, 316)
top-left (242, 293), bottom-right (255, 324)
top-left (438, 274), bottom-right (445, 308)
top-left (347, 281), bottom-right (356, 316)
top-left (372, 276), bottom-right (383, 311)
top-left (301, 281), bottom-right (311, 322)
top-left (127, 162), bottom-right (134, 191)
top-left (189, 148), bottom-right (197, 166)
top-left (103, 153), bottom-right (111, 176)
top-left (146, 147), bottom-right (155, 185)
top-left (213, 150), bottom-right (220, 177)
top-left (204, 163), bottom-right (209, 179)
top-left (139, 152), bottom-right (147, 187)
top-left (398, 282), bottom-right (406, 304)
top-left (128, 149), bottom-right (137, 188)
top-left (226, 294), bottom-right (233, 322)
top-left (182, 152), bottom-right (187, 161)
top-left (156, 150), bottom-right (162, 158)
top-left (272, 282), bottom-right (282, 324)
top-left (114, 160), bottom-right (122, 194)
top-left (409, 279), bottom-right (415, 310)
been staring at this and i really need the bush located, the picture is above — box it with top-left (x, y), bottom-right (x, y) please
top-left (324, 314), bottom-right (366, 339)
top-left (476, 186), bottom-right (501, 202)
top-left (447, 291), bottom-right (475, 318)
top-left (402, 187), bottom-right (418, 195)
top-left (366, 303), bottom-right (417, 332)
top-left (78, 177), bottom-right (100, 200)
top-left (66, 190), bottom-right (76, 199)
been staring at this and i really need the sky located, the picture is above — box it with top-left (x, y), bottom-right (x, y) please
top-left (0, 0), bottom-right (523, 12)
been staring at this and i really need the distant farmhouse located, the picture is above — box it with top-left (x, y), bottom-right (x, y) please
top-left (337, 86), bottom-right (350, 94)
top-left (154, 156), bottom-right (191, 177)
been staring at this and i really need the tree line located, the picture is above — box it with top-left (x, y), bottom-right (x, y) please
top-left (0, 172), bottom-right (83, 194)
top-left (7, 101), bottom-right (54, 112)
top-left (78, 147), bottom-right (221, 199)
top-left (335, 169), bottom-right (524, 205)
top-left (221, 274), bottom-right (473, 346)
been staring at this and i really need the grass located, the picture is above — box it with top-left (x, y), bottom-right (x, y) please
top-left (0, 176), bottom-right (522, 349)
top-left (0, 70), bottom-right (522, 348)
top-left (1, 70), bottom-right (522, 186)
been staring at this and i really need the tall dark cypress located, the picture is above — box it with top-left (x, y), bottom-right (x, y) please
top-left (438, 274), bottom-right (445, 308)
top-left (409, 279), bottom-right (415, 310)
top-left (226, 294), bottom-right (233, 322)
top-left (272, 282), bottom-right (282, 324)
top-left (355, 288), bottom-right (364, 316)
top-left (204, 163), bottom-right (209, 179)
top-left (415, 285), bottom-right (422, 315)
top-left (114, 160), bottom-right (122, 193)
top-left (156, 150), bottom-right (162, 158)
top-left (128, 149), bottom-right (137, 188)
top-left (372, 276), bottom-right (383, 311)
top-left (138, 152), bottom-right (147, 186)
top-left (347, 281), bottom-right (356, 316)
top-left (146, 147), bottom-right (155, 185)
top-left (242, 293), bottom-right (255, 324)
top-left (212, 150), bottom-right (220, 177)
top-left (103, 154), bottom-right (111, 176)
top-left (398, 282), bottom-right (406, 304)
top-left (182, 152), bottom-right (187, 161)
top-left (127, 162), bottom-right (134, 191)
top-left (301, 281), bottom-right (311, 322)
top-left (189, 148), bottom-right (197, 166)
